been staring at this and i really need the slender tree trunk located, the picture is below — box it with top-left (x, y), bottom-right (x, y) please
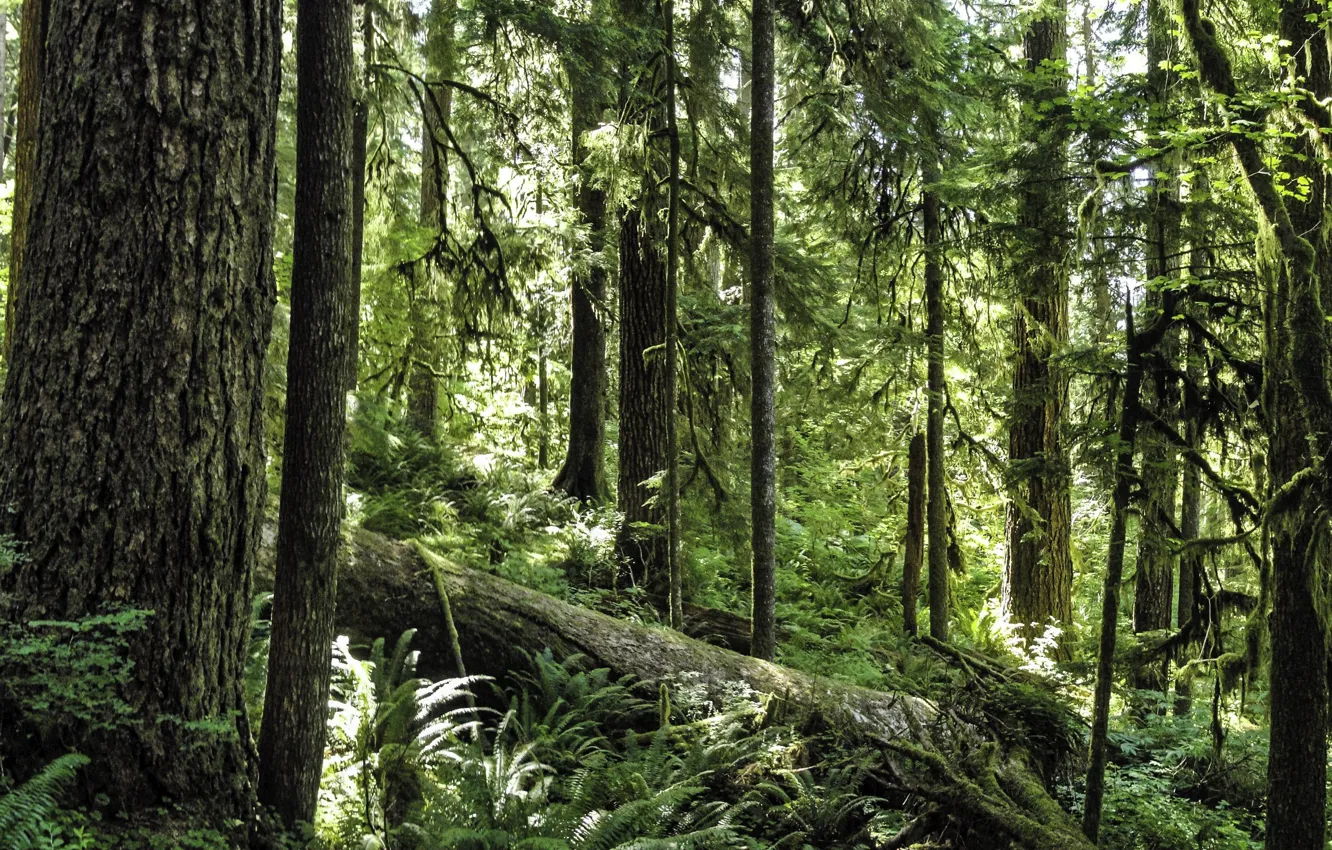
top-left (924, 156), bottom-right (949, 642)
top-left (748, 0), bottom-right (777, 661)
top-left (903, 432), bottom-right (926, 636)
top-left (551, 61), bottom-right (610, 502)
top-left (1085, 303), bottom-right (1166, 842)
top-left (664, 0), bottom-right (683, 630)
top-left (257, 0), bottom-right (355, 826)
top-left (348, 3), bottom-right (373, 392)
top-left (1002, 0), bottom-right (1073, 654)
top-left (4, 0), bottom-right (47, 363)
top-left (1175, 323), bottom-right (1201, 714)
top-left (1131, 0), bottom-right (1180, 699)
top-left (616, 207), bottom-right (670, 593)
top-left (0, 0), bottom-right (280, 816)
top-left (408, 0), bottom-right (455, 438)
top-left (0, 12), bottom-right (10, 181)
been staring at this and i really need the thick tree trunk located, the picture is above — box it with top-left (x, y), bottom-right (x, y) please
top-left (4, 0), bottom-right (46, 363)
top-left (551, 66), bottom-right (610, 502)
top-left (257, 0), bottom-right (356, 827)
top-left (616, 207), bottom-right (670, 592)
top-left (0, 0), bottom-right (280, 817)
top-left (1181, 0), bottom-right (1332, 845)
top-left (903, 433), bottom-right (925, 636)
top-left (749, 0), bottom-right (777, 661)
top-left (924, 164), bottom-right (949, 642)
top-left (1002, 2), bottom-right (1073, 654)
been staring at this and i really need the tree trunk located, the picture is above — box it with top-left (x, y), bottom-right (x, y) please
top-left (924, 159), bottom-right (949, 642)
top-left (408, 0), bottom-right (456, 439)
top-left (903, 432), bottom-right (926, 636)
top-left (0, 11), bottom-right (10, 181)
top-left (1002, 1), bottom-right (1073, 655)
top-left (663, 0), bottom-right (683, 629)
top-left (616, 207), bottom-right (670, 593)
top-left (4, 0), bottom-right (47, 363)
top-left (263, 525), bottom-right (1092, 850)
top-left (1084, 300), bottom-right (1172, 842)
top-left (257, 0), bottom-right (355, 827)
top-left (749, 0), bottom-right (777, 661)
top-left (551, 62), bottom-right (610, 502)
top-left (1180, 2), bottom-right (1332, 844)
top-left (348, 3), bottom-right (373, 392)
top-left (0, 0), bottom-right (280, 817)
top-left (1130, 0), bottom-right (1180, 699)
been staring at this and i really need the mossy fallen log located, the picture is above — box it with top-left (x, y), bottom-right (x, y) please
top-left (259, 525), bottom-right (1093, 849)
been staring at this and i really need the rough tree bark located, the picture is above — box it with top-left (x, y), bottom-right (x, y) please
top-left (749, 0), bottom-right (777, 661)
top-left (257, 0), bottom-right (356, 826)
top-left (0, 0), bottom-right (280, 817)
top-left (1181, 1), bottom-right (1332, 846)
top-left (663, 0), bottom-right (683, 630)
top-left (551, 59), bottom-right (610, 503)
top-left (1002, 0), bottom-right (1073, 654)
top-left (616, 207), bottom-right (670, 592)
top-left (1131, 0), bottom-right (1180, 698)
top-left (903, 432), bottom-right (926, 636)
top-left (3, 0), bottom-right (47, 363)
top-left (923, 154), bottom-right (949, 642)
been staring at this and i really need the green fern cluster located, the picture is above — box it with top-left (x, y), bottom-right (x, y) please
top-left (0, 754), bottom-right (90, 850)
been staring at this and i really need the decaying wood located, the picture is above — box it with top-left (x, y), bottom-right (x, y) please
top-left (257, 526), bottom-right (1092, 849)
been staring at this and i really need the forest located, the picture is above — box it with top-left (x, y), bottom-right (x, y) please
top-left (0, 0), bottom-right (1328, 847)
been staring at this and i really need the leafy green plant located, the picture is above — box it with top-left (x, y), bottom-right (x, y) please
top-left (0, 754), bottom-right (90, 850)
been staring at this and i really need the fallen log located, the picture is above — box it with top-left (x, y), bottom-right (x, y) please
top-left (260, 525), bottom-right (1092, 849)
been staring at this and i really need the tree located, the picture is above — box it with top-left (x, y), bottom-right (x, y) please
top-left (1130, 0), bottom-right (1181, 698)
top-left (664, 0), bottom-right (683, 629)
top-left (407, 0), bottom-right (458, 439)
top-left (0, 0), bottom-right (280, 815)
top-left (257, 0), bottom-right (356, 826)
top-left (1001, 0), bottom-right (1073, 652)
top-left (923, 148), bottom-right (948, 642)
top-left (348, 0), bottom-right (374, 392)
top-left (748, 0), bottom-right (776, 661)
top-left (903, 431), bottom-right (925, 636)
top-left (4, 0), bottom-right (48, 362)
top-left (551, 49), bottom-right (611, 502)
top-left (1181, 0), bottom-right (1332, 844)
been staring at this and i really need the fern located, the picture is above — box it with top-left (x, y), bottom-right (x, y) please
top-left (0, 754), bottom-right (89, 850)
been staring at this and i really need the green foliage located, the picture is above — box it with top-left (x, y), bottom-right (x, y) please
top-left (0, 609), bottom-right (150, 740)
top-left (0, 755), bottom-right (90, 850)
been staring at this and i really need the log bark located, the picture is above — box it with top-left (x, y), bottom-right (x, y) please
top-left (261, 526), bottom-right (1091, 849)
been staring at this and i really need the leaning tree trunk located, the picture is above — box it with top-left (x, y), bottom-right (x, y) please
top-left (4, 0), bottom-right (47, 363)
top-left (551, 60), bottom-right (610, 503)
top-left (1002, 0), bottom-right (1073, 655)
top-left (257, 0), bottom-right (356, 826)
top-left (347, 2), bottom-right (374, 392)
top-left (616, 207), bottom-right (670, 593)
top-left (0, 0), bottom-right (280, 818)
